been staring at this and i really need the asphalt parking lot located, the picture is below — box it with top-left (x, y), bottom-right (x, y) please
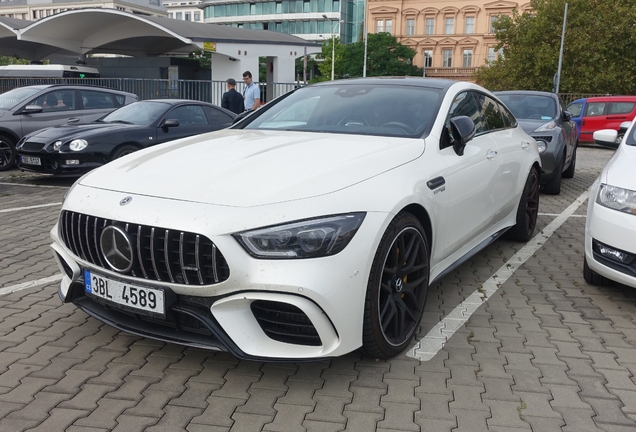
top-left (1, 145), bottom-right (635, 432)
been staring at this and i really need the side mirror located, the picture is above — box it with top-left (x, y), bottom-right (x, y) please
top-left (449, 115), bottom-right (476, 156)
top-left (21, 105), bottom-right (43, 114)
top-left (232, 110), bottom-right (252, 125)
top-left (593, 129), bottom-right (618, 147)
top-left (162, 119), bottom-right (179, 128)
top-left (563, 110), bottom-right (573, 122)
top-left (619, 121), bottom-right (632, 132)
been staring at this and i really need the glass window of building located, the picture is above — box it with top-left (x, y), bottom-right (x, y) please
top-left (385, 19), bottom-right (392, 34)
top-left (406, 18), bottom-right (415, 36)
top-left (445, 17), bottom-right (454, 34)
top-left (255, 3), bottom-right (262, 13)
top-left (168, 12), bottom-right (173, 17)
top-left (282, 1), bottom-right (288, 12)
top-left (303, 20), bottom-right (310, 33)
top-left (276, 2), bottom-right (281, 13)
top-left (490, 15), bottom-right (498, 33)
top-left (333, 0), bottom-right (338, 12)
top-left (276, 22), bottom-right (282, 31)
top-left (317, 0), bottom-right (324, 12)
top-left (250, 3), bottom-right (255, 14)
top-left (310, 20), bottom-right (317, 33)
top-left (424, 50), bottom-right (433, 67)
top-left (185, 12), bottom-right (190, 20)
top-left (324, 0), bottom-right (331, 12)
top-left (303, 0), bottom-right (309, 12)
top-left (487, 47), bottom-right (496, 62)
top-left (425, 18), bottom-right (434, 34)
top-left (462, 49), bottom-right (472, 67)
top-left (176, 11), bottom-right (182, 19)
top-left (282, 21), bottom-right (289, 32)
top-left (376, 19), bottom-right (383, 33)
top-left (243, 3), bottom-right (249, 14)
top-left (194, 12), bottom-right (200, 20)
top-left (443, 49), bottom-right (452, 67)
top-left (317, 20), bottom-right (324, 33)
top-left (465, 16), bottom-right (474, 34)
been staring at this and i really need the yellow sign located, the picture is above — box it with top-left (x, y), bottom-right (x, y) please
top-left (203, 42), bottom-right (217, 52)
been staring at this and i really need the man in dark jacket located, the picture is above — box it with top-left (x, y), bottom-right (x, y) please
top-left (221, 78), bottom-right (245, 114)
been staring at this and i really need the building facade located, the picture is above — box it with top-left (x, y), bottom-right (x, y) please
top-left (200, 0), bottom-right (365, 44)
top-left (368, 0), bottom-right (531, 78)
top-left (0, 0), bottom-right (166, 20)
top-left (164, 0), bottom-right (203, 22)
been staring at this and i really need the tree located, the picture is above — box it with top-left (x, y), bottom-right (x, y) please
top-left (0, 56), bottom-right (30, 66)
top-left (474, 0), bottom-right (636, 94)
top-left (313, 37), bottom-right (347, 82)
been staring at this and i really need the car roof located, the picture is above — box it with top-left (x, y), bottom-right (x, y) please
top-left (142, 99), bottom-right (212, 104)
top-left (311, 77), bottom-right (457, 90)
top-left (494, 90), bottom-right (558, 99)
top-left (585, 95), bottom-right (636, 102)
top-left (18, 84), bottom-right (137, 97)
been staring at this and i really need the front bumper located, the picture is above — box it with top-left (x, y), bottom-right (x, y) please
top-left (585, 197), bottom-right (636, 288)
top-left (532, 134), bottom-right (561, 184)
top-left (17, 151), bottom-right (104, 176)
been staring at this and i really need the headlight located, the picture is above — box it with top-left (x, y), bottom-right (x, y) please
top-left (69, 139), bottom-right (88, 151)
top-left (534, 121), bottom-right (557, 132)
top-left (234, 213), bottom-right (366, 259)
top-left (53, 140), bottom-right (63, 151)
top-left (597, 184), bottom-right (636, 215)
top-left (536, 140), bottom-right (547, 154)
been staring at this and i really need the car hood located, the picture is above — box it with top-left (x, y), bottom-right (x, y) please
top-left (80, 129), bottom-right (424, 207)
top-left (27, 122), bottom-right (138, 142)
top-left (604, 144), bottom-right (636, 190)
top-left (517, 119), bottom-right (556, 135)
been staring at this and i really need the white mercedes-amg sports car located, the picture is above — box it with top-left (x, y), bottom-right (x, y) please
top-left (51, 78), bottom-right (541, 360)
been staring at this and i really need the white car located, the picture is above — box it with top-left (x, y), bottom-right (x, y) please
top-left (51, 78), bottom-right (541, 360)
top-left (585, 126), bottom-right (636, 288)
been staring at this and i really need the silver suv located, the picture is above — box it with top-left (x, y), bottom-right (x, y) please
top-left (0, 85), bottom-right (138, 171)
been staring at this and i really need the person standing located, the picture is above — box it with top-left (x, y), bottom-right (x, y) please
top-left (242, 71), bottom-right (261, 111)
top-left (221, 78), bottom-right (244, 114)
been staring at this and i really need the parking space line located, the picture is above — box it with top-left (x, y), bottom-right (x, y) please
top-left (539, 213), bottom-right (586, 218)
top-left (0, 274), bottom-right (62, 296)
top-left (407, 189), bottom-right (590, 361)
top-left (0, 182), bottom-right (67, 189)
top-left (0, 203), bottom-right (62, 213)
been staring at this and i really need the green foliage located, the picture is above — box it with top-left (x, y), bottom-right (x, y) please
top-left (0, 56), bottom-right (30, 66)
top-left (188, 49), bottom-right (211, 69)
top-left (474, 0), bottom-right (636, 94)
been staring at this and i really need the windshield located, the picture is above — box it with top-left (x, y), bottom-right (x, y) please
top-left (567, 101), bottom-right (583, 117)
top-left (497, 94), bottom-right (557, 120)
top-left (0, 87), bottom-right (42, 110)
top-left (101, 101), bottom-right (170, 125)
top-left (242, 84), bottom-right (442, 138)
top-left (626, 124), bottom-right (636, 146)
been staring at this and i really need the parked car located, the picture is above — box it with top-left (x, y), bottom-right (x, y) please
top-left (495, 90), bottom-right (577, 195)
top-left (17, 100), bottom-right (236, 176)
top-left (51, 78), bottom-right (541, 360)
top-left (0, 85), bottom-right (138, 171)
top-left (573, 96), bottom-right (636, 144)
top-left (583, 125), bottom-right (636, 289)
top-left (566, 97), bottom-right (586, 136)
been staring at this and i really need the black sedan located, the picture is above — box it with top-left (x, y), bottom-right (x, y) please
top-left (494, 91), bottom-right (578, 195)
top-left (16, 99), bottom-right (236, 175)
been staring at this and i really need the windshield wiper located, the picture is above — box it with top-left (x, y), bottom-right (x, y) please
top-left (108, 120), bottom-right (134, 125)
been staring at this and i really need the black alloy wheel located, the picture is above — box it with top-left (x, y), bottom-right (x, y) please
top-left (506, 167), bottom-right (540, 242)
top-left (111, 144), bottom-right (138, 160)
top-left (363, 212), bottom-right (429, 358)
top-left (0, 135), bottom-right (16, 171)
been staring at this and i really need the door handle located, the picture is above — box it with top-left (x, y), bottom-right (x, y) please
top-left (521, 141), bottom-right (530, 149)
top-left (427, 176), bottom-right (446, 190)
top-left (486, 149), bottom-right (498, 160)
top-left (66, 118), bottom-right (80, 124)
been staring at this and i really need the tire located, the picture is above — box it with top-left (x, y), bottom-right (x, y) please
top-left (362, 212), bottom-right (429, 359)
top-left (616, 133), bottom-right (624, 144)
top-left (505, 167), bottom-right (540, 242)
top-left (542, 154), bottom-right (563, 195)
top-left (562, 146), bottom-right (576, 179)
top-left (111, 144), bottom-right (138, 161)
top-left (0, 134), bottom-right (17, 172)
top-left (583, 257), bottom-right (612, 286)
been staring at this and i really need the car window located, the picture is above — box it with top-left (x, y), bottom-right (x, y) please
top-left (498, 102), bottom-right (516, 128)
top-left (81, 90), bottom-right (117, 110)
top-left (242, 84), bottom-right (442, 138)
top-left (496, 94), bottom-right (557, 120)
top-left (203, 106), bottom-right (233, 124)
top-left (609, 102), bottom-right (635, 115)
top-left (474, 93), bottom-right (505, 131)
top-left (114, 94), bottom-right (125, 106)
top-left (446, 91), bottom-right (485, 137)
top-left (0, 87), bottom-right (41, 110)
top-left (32, 90), bottom-right (76, 112)
top-left (567, 102), bottom-right (583, 117)
top-left (585, 102), bottom-right (606, 117)
top-left (167, 105), bottom-right (207, 125)
top-left (102, 101), bottom-right (170, 125)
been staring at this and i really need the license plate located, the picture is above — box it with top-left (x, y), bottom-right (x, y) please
top-left (84, 270), bottom-right (165, 315)
top-left (21, 156), bottom-right (41, 165)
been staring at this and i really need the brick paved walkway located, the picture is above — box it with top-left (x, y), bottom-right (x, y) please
top-left (1, 146), bottom-right (635, 431)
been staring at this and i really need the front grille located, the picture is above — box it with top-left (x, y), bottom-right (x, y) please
top-left (251, 300), bottom-right (322, 346)
top-left (21, 141), bottom-right (45, 151)
top-left (533, 135), bottom-right (553, 142)
top-left (59, 210), bottom-right (230, 286)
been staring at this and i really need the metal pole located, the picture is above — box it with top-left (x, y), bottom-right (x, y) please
top-left (303, 46), bottom-right (307, 84)
top-left (555, 3), bottom-right (568, 94)
top-left (363, 0), bottom-right (368, 77)
top-left (331, 22), bottom-right (335, 81)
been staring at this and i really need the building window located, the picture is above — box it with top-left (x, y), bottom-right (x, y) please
top-left (168, 12), bottom-right (173, 18)
top-left (406, 18), bottom-right (415, 36)
top-left (462, 49), bottom-right (472, 67)
top-left (490, 15), bottom-right (499, 33)
top-left (425, 18), bottom-right (434, 34)
top-left (194, 12), bottom-right (200, 20)
top-left (443, 49), bottom-right (452, 67)
top-left (385, 19), bottom-right (392, 34)
top-left (487, 47), bottom-right (496, 62)
top-left (176, 11), bottom-right (182, 19)
top-left (465, 16), bottom-right (474, 34)
top-left (445, 17), bottom-right (454, 34)
top-left (376, 19), bottom-right (383, 33)
top-left (185, 12), bottom-right (191, 21)
top-left (424, 50), bottom-right (432, 68)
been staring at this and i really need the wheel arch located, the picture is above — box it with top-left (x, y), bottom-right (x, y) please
top-left (0, 128), bottom-right (19, 143)
top-left (398, 203), bottom-right (433, 253)
top-left (110, 142), bottom-right (141, 156)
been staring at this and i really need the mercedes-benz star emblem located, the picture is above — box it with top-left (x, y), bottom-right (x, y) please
top-left (100, 226), bottom-right (134, 273)
top-left (394, 278), bottom-right (403, 293)
top-left (120, 196), bottom-right (132, 206)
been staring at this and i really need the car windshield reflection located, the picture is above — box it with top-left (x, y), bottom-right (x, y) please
top-left (497, 94), bottom-right (557, 120)
top-left (101, 101), bottom-right (170, 126)
top-left (0, 87), bottom-right (42, 110)
top-left (243, 84), bottom-right (442, 138)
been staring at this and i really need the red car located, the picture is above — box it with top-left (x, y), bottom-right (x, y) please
top-left (578, 96), bottom-right (636, 144)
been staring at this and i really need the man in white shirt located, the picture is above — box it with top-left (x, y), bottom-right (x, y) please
top-left (242, 71), bottom-right (260, 111)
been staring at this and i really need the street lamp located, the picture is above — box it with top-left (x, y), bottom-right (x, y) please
top-left (322, 14), bottom-right (344, 81)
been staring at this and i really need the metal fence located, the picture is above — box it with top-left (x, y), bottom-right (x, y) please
top-left (0, 78), bottom-right (302, 106)
top-left (559, 93), bottom-right (609, 106)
